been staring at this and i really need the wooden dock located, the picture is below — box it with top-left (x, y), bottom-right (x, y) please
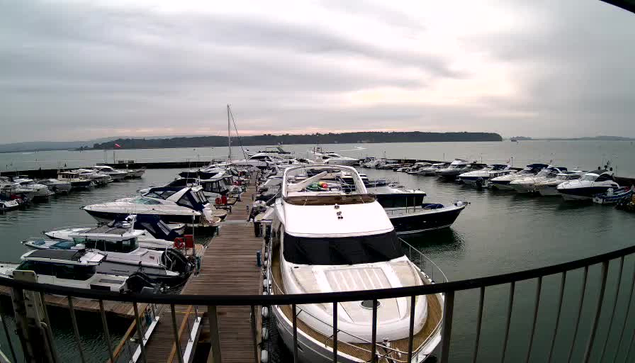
top-left (0, 285), bottom-right (143, 319)
top-left (143, 181), bottom-right (263, 363)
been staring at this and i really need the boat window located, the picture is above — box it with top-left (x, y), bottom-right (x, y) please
top-left (53, 264), bottom-right (95, 280)
top-left (177, 194), bottom-right (194, 209)
top-left (145, 190), bottom-right (177, 200)
top-left (119, 239), bottom-right (138, 253)
top-left (168, 179), bottom-right (188, 187)
top-left (133, 197), bottom-right (162, 205)
top-left (581, 174), bottom-right (598, 181)
top-left (283, 231), bottom-right (403, 265)
top-left (376, 194), bottom-right (424, 208)
top-left (17, 261), bottom-right (53, 276)
top-left (595, 174), bottom-right (614, 182)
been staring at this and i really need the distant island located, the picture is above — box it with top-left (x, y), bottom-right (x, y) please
top-left (90, 131), bottom-right (503, 150)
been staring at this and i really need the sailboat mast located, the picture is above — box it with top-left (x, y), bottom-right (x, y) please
top-left (227, 104), bottom-right (232, 161)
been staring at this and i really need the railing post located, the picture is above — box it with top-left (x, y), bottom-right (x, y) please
top-left (132, 302), bottom-right (147, 363)
top-left (207, 305), bottom-right (222, 363)
top-left (292, 304), bottom-right (298, 363)
top-left (407, 295), bottom-right (416, 363)
top-left (68, 297), bottom-right (86, 363)
top-left (250, 305), bottom-right (259, 363)
top-left (171, 304), bottom-right (184, 363)
top-left (525, 277), bottom-right (543, 363)
top-left (440, 291), bottom-right (455, 363)
top-left (99, 299), bottom-right (115, 363)
top-left (599, 256), bottom-right (624, 362)
top-left (582, 261), bottom-right (609, 363)
top-left (500, 281), bottom-right (516, 363)
top-left (332, 302), bottom-right (338, 363)
top-left (566, 266), bottom-right (589, 363)
top-left (472, 287), bottom-right (485, 363)
top-left (547, 272), bottom-right (567, 363)
top-left (371, 299), bottom-right (378, 363)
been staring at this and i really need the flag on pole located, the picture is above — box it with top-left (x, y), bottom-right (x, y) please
top-left (114, 143), bottom-right (121, 148)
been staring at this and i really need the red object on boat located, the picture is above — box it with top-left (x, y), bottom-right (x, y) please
top-left (174, 237), bottom-right (185, 249)
top-left (221, 195), bottom-right (228, 205)
top-left (184, 235), bottom-right (195, 249)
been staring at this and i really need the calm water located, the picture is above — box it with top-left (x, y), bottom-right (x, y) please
top-left (4, 140), bottom-right (635, 176)
top-left (0, 143), bottom-right (634, 361)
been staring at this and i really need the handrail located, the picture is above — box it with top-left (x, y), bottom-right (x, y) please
top-left (1, 243), bottom-right (634, 306)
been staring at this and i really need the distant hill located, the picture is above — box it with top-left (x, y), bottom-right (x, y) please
top-left (0, 137), bottom-right (117, 153)
top-left (91, 131), bottom-right (503, 150)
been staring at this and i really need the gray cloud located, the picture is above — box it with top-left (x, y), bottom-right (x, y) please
top-left (0, 0), bottom-right (634, 142)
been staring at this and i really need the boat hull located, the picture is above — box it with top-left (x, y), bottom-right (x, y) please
top-left (84, 209), bottom-right (209, 227)
top-left (387, 203), bottom-right (466, 235)
top-left (558, 186), bottom-right (614, 201)
top-left (536, 185), bottom-right (560, 196)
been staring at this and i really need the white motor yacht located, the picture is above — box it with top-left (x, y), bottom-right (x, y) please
top-left (267, 165), bottom-right (443, 363)
top-left (75, 169), bottom-right (113, 186)
top-left (312, 148), bottom-right (360, 166)
top-left (489, 163), bottom-right (548, 190)
top-left (57, 171), bottom-right (95, 189)
top-left (38, 178), bottom-right (72, 194)
top-left (458, 164), bottom-right (514, 186)
top-left (93, 165), bottom-right (128, 181)
top-left (12, 177), bottom-right (53, 200)
top-left (557, 171), bottom-right (620, 201)
top-left (43, 215), bottom-right (184, 250)
top-left (83, 186), bottom-right (220, 227)
top-left (535, 171), bottom-right (584, 196)
top-left (22, 217), bottom-right (192, 286)
top-left (406, 162), bottom-right (432, 174)
top-left (416, 162), bottom-right (448, 176)
top-left (509, 166), bottom-right (568, 194)
top-left (0, 250), bottom-right (134, 292)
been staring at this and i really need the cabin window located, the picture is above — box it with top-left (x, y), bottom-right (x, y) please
top-left (177, 194), bottom-right (194, 209)
top-left (53, 264), bottom-right (95, 280)
top-left (17, 261), bottom-right (53, 276)
top-left (283, 231), bottom-right (403, 265)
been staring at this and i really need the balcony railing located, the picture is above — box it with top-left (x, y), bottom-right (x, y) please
top-left (0, 242), bottom-right (634, 363)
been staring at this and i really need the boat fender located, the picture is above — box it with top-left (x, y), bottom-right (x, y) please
top-left (262, 327), bottom-right (269, 340)
top-left (262, 290), bottom-right (268, 295)
top-left (262, 307), bottom-right (269, 318)
top-left (261, 350), bottom-right (269, 363)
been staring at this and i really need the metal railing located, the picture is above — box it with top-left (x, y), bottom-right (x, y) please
top-left (0, 242), bottom-right (635, 362)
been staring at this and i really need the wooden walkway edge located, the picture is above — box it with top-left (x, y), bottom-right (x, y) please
top-left (143, 181), bottom-right (263, 363)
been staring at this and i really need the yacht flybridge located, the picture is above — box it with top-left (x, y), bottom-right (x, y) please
top-left (266, 165), bottom-right (443, 363)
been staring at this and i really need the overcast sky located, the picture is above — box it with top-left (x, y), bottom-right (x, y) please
top-left (1, 0), bottom-right (634, 143)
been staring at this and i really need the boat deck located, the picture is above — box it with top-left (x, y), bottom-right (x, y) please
top-left (271, 244), bottom-right (443, 363)
top-left (143, 180), bottom-right (263, 363)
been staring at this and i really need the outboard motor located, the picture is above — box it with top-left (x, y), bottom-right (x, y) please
top-left (127, 272), bottom-right (157, 293)
top-left (161, 248), bottom-right (193, 275)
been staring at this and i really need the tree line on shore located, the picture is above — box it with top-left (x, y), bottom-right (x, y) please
top-left (91, 131), bottom-right (503, 150)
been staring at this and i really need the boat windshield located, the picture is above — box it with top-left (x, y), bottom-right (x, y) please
top-left (132, 197), bottom-right (162, 205)
top-left (75, 238), bottom-right (138, 253)
top-left (581, 174), bottom-right (598, 181)
top-left (283, 231), bottom-right (403, 265)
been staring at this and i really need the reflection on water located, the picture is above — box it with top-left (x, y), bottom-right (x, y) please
top-left (402, 228), bottom-right (466, 252)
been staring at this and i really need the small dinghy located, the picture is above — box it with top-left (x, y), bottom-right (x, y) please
top-left (593, 186), bottom-right (634, 205)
